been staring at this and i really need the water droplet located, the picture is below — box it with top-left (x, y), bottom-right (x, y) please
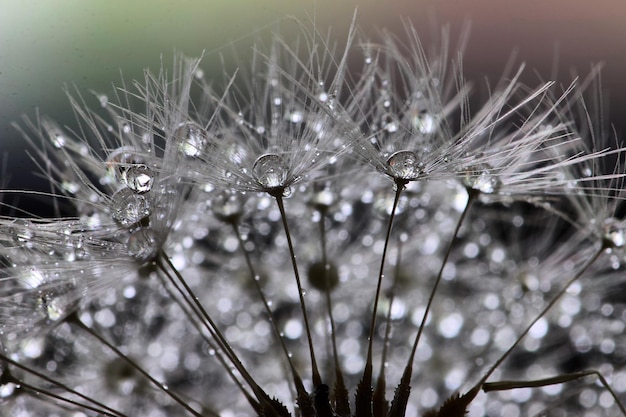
top-left (38, 286), bottom-right (76, 322)
top-left (98, 94), bottom-right (108, 107)
top-left (122, 164), bottom-right (154, 194)
top-left (110, 188), bottom-right (151, 227)
top-left (127, 228), bottom-right (158, 260)
top-left (288, 110), bottom-right (304, 124)
top-left (61, 181), bottom-right (80, 194)
top-left (253, 154), bottom-right (289, 190)
top-left (411, 108), bottom-right (437, 134)
top-left (604, 217), bottom-right (626, 248)
top-left (50, 132), bottom-right (66, 148)
top-left (106, 147), bottom-right (144, 184)
top-left (176, 122), bottom-right (208, 157)
top-left (387, 150), bottom-right (422, 180)
top-left (464, 165), bottom-right (500, 194)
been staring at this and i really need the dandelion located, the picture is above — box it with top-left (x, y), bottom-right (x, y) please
top-left (2, 17), bottom-right (626, 417)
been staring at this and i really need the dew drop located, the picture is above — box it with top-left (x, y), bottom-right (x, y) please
top-left (98, 94), bottom-right (108, 107)
top-left (127, 228), bottom-right (158, 260)
top-left (122, 164), bottom-right (154, 194)
top-left (387, 150), bottom-right (422, 180)
top-left (38, 289), bottom-right (76, 322)
top-left (604, 217), bottom-right (626, 248)
top-left (411, 108), bottom-right (437, 134)
top-left (175, 122), bottom-right (208, 157)
top-left (50, 132), bottom-right (66, 148)
top-left (61, 181), bottom-right (80, 194)
top-left (288, 110), bottom-right (304, 124)
top-left (464, 165), bottom-right (500, 194)
top-left (105, 147), bottom-right (144, 184)
top-left (110, 188), bottom-right (151, 227)
top-left (253, 154), bottom-right (289, 190)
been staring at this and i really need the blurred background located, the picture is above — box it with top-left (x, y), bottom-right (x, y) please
top-left (2, 0), bottom-right (626, 204)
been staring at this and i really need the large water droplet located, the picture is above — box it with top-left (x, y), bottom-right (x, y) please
top-left (175, 122), bottom-right (208, 157)
top-left (127, 228), bottom-right (158, 260)
top-left (111, 188), bottom-right (151, 227)
top-left (253, 154), bottom-right (289, 190)
top-left (122, 164), bottom-right (154, 194)
top-left (387, 150), bottom-right (422, 180)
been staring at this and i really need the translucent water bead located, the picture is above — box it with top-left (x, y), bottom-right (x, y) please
top-left (127, 228), bottom-right (158, 261)
top-left (38, 290), bottom-right (76, 322)
top-left (387, 150), bottom-right (422, 181)
top-left (253, 154), bottom-right (290, 190)
top-left (111, 188), bottom-right (151, 227)
top-left (121, 164), bottom-right (154, 194)
top-left (105, 146), bottom-right (144, 185)
top-left (463, 165), bottom-right (500, 194)
top-left (175, 122), bottom-right (208, 157)
top-left (411, 108), bottom-right (437, 135)
top-left (604, 217), bottom-right (626, 248)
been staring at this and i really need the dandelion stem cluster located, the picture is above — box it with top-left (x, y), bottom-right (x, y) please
top-left (2, 18), bottom-right (626, 417)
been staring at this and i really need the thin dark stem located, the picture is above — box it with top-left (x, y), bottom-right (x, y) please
top-left (18, 379), bottom-right (124, 417)
top-left (365, 181), bottom-right (405, 367)
top-left (155, 268), bottom-right (257, 413)
top-left (381, 236), bottom-right (403, 376)
top-left (273, 193), bottom-right (322, 387)
top-left (157, 253), bottom-right (273, 407)
top-left (317, 209), bottom-right (341, 377)
top-left (374, 236), bottom-right (404, 417)
top-left (68, 313), bottom-right (204, 417)
top-left (0, 353), bottom-right (127, 417)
